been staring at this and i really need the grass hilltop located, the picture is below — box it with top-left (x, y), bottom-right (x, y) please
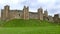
top-left (0, 19), bottom-right (59, 27)
top-left (0, 19), bottom-right (60, 34)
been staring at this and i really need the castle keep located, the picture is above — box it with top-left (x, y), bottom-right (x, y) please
top-left (1, 5), bottom-right (60, 22)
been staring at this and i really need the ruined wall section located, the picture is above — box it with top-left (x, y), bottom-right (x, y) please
top-left (48, 16), bottom-right (53, 22)
top-left (9, 10), bottom-right (23, 19)
top-left (53, 14), bottom-right (59, 23)
top-left (29, 12), bottom-right (38, 19)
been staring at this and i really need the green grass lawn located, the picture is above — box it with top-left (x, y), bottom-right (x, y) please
top-left (0, 19), bottom-right (60, 34)
top-left (0, 26), bottom-right (60, 34)
top-left (2, 19), bottom-right (58, 27)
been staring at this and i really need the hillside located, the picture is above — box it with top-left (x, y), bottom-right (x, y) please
top-left (1, 19), bottom-right (57, 27)
top-left (0, 19), bottom-right (60, 34)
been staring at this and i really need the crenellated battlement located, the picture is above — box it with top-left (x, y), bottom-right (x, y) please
top-left (1, 5), bottom-right (60, 22)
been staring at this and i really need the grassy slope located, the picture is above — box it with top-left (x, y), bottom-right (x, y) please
top-left (0, 19), bottom-right (60, 34)
top-left (0, 20), bottom-right (6, 26)
top-left (2, 19), bottom-right (57, 27)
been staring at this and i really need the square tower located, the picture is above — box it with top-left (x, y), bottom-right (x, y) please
top-left (23, 6), bottom-right (29, 20)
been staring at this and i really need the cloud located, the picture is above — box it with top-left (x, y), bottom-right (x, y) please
top-left (27, 0), bottom-right (60, 16)
top-left (0, 0), bottom-right (60, 17)
top-left (0, 0), bottom-right (27, 17)
top-left (0, 0), bottom-right (26, 4)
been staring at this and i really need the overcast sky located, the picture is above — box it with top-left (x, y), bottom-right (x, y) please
top-left (0, 0), bottom-right (60, 17)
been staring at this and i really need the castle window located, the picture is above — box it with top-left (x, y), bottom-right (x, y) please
top-left (19, 14), bottom-right (20, 16)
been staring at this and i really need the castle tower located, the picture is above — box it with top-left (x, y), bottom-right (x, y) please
top-left (43, 9), bottom-right (48, 21)
top-left (3, 5), bottom-right (10, 20)
top-left (38, 7), bottom-right (43, 20)
top-left (23, 6), bottom-right (29, 20)
top-left (53, 14), bottom-right (59, 23)
top-left (44, 9), bottom-right (48, 17)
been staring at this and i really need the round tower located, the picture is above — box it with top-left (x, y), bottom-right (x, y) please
top-left (43, 9), bottom-right (48, 21)
top-left (38, 7), bottom-right (43, 20)
top-left (4, 5), bottom-right (10, 20)
top-left (44, 9), bottom-right (48, 17)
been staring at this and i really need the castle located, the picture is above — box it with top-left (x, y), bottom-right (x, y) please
top-left (1, 5), bottom-right (60, 23)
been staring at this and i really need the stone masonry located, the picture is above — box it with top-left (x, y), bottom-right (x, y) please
top-left (43, 10), bottom-right (48, 21)
top-left (1, 5), bottom-right (60, 22)
top-left (38, 7), bottom-right (43, 20)
top-left (23, 6), bottom-right (29, 20)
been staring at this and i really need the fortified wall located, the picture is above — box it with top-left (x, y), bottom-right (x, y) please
top-left (1, 5), bottom-right (60, 22)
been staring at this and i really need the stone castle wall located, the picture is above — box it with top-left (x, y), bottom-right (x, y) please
top-left (1, 5), bottom-right (60, 22)
top-left (1, 5), bottom-right (44, 20)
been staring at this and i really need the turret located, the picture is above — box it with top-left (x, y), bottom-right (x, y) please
top-left (23, 6), bottom-right (29, 20)
top-left (44, 9), bottom-right (48, 17)
top-left (38, 7), bottom-right (43, 20)
top-left (4, 5), bottom-right (10, 20)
